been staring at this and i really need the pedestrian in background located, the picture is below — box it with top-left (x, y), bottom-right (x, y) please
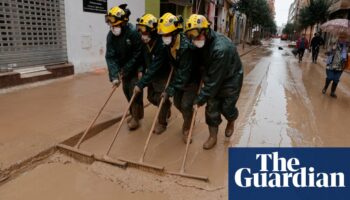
top-left (322, 33), bottom-right (349, 98)
top-left (296, 33), bottom-right (309, 63)
top-left (105, 5), bottom-right (144, 130)
top-left (310, 33), bottom-right (324, 63)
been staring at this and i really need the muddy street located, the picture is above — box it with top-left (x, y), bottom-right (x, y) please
top-left (1, 39), bottom-right (350, 199)
top-left (234, 39), bottom-right (350, 147)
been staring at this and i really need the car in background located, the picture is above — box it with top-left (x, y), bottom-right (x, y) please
top-left (281, 34), bottom-right (288, 40)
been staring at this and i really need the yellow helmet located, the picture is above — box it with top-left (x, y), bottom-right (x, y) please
top-left (158, 13), bottom-right (182, 35)
top-left (136, 14), bottom-right (158, 33)
top-left (105, 6), bottom-right (128, 26)
top-left (185, 14), bottom-right (210, 39)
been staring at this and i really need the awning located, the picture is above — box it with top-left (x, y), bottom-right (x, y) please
top-left (330, 0), bottom-right (350, 14)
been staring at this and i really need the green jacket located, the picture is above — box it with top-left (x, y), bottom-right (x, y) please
top-left (136, 36), bottom-right (171, 89)
top-left (196, 29), bottom-right (243, 104)
top-left (105, 23), bottom-right (142, 81)
top-left (166, 33), bottom-right (199, 97)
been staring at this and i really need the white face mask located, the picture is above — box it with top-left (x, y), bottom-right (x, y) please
top-left (162, 36), bottom-right (172, 45)
top-left (141, 35), bottom-right (151, 43)
top-left (193, 39), bottom-right (205, 48)
top-left (111, 27), bottom-right (121, 36)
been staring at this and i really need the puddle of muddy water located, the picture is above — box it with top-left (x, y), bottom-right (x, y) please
top-left (237, 54), bottom-right (292, 147)
top-left (233, 39), bottom-right (350, 147)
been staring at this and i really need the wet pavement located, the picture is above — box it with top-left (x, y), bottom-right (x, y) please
top-left (233, 39), bottom-right (350, 147)
top-left (1, 40), bottom-right (350, 199)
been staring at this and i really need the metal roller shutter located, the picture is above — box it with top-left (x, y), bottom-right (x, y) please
top-left (0, 0), bottom-right (67, 70)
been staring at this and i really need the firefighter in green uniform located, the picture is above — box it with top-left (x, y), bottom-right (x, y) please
top-left (105, 5), bottom-right (144, 130)
top-left (185, 14), bottom-right (243, 150)
top-left (158, 13), bottom-right (201, 141)
top-left (133, 14), bottom-right (172, 134)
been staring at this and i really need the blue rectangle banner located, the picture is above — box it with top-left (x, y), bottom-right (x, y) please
top-left (229, 148), bottom-right (350, 200)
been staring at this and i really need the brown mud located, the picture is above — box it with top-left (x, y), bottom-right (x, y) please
top-left (1, 40), bottom-right (350, 199)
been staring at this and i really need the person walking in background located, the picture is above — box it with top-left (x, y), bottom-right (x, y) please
top-left (296, 34), bottom-right (309, 63)
top-left (310, 33), bottom-right (324, 63)
top-left (322, 34), bottom-right (349, 98)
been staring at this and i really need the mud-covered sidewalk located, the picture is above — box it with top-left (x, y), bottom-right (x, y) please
top-left (0, 44), bottom-right (258, 173)
top-left (0, 43), bottom-right (258, 199)
top-left (5, 40), bottom-right (349, 199)
top-left (0, 72), bottom-right (129, 172)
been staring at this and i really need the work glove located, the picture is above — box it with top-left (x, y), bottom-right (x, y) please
top-left (133, 85), bottom-right (142, 94)
top-left (161, 92), bottom-right (169, 100)
top-left (112, 78), bottom-right (121, 87)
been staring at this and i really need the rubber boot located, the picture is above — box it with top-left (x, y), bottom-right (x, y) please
top-left (153, 101), bottom-right (170, 135)
top-left (153, 122), bottom-right (167, 135)
top-left (128, 117), bottom-right (139, 130)
top-left (127, 104), bottom-right (143, 123)
top-left (322, 78), bottom-right (331, 94)
top-left (127, 116), bottom-right (132, 123)
top-left (330, 82), bottom-right (338, 98)
top-left (225, 120), bottom-right (235, 137)
top-left (182, 116), bottom-right (192, 144)
top-left (128, 104), bottom-right (140, 130)
top-left (138, 104), bottom-right (144, 120)
top-left (203, 126), bottom-right (218, 150)
top-left (167, 109), bottom-right (171, 119)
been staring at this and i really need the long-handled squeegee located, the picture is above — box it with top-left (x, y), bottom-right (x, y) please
top-left (167, 104), bottom-right (209, 182)
top-left (93, 92), bottom-right (139, 168)
top-left (57, 86), bottom-right (118, 159)
top-left (119, 67), bottom-right (174, 171)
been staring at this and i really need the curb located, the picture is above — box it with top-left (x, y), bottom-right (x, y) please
top-left (240, 46), bottom-right (260, 57)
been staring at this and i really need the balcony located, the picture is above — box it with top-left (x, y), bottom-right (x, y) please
top-left (330, 0), bottom-right (350, 14)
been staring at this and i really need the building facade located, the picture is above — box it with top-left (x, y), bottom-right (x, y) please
top-left (268, 0), bottom-right (276, 17)
top-left (64, 0), bottom-right (145, 73)
top-left (0, 0), bottom-right (145, 74)
top-left (1, 0), bottom-right (249, 77)
top-left (324, 0), bottom-right (350, 46)
top-left (288, 1), bottom-right (297, 24)
top-left (329, 0), bottom-right (350, 20)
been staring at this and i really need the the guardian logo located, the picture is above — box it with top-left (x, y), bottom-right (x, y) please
top-left (234, 152), bottom-right (345, 188)
top-left (229, 148), bottom-right (350, 200)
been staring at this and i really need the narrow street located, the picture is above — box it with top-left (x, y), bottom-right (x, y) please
top-left (235, 39), bottom-right (350, 147)
top-left (0, 39), bottom-right (349, 199)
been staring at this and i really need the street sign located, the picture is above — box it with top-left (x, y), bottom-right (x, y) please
top-left (83, 0), bottom-right (107, 14)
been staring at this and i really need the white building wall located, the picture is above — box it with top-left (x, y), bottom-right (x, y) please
top-left (64, 0), bottom-right (145, 73)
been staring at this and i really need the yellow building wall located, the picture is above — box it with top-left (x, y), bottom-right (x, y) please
top-left (145, 0), bottom-right (160, 18)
